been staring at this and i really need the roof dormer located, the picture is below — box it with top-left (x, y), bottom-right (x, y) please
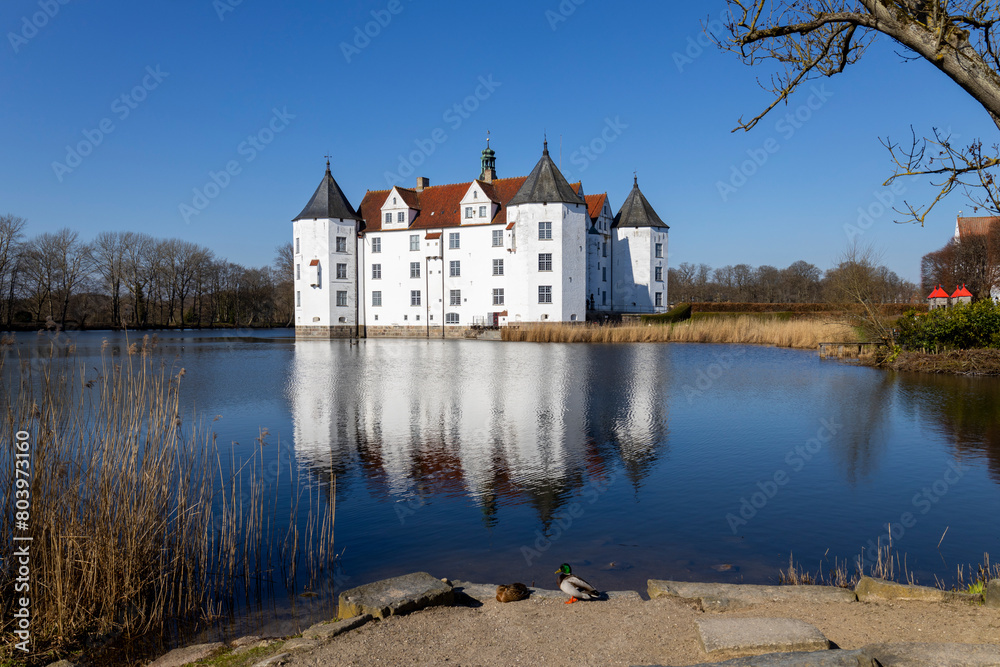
top-left (460, 181), bottom-right (499, 224)
top-left (380, 187), bottom-right (420, 229)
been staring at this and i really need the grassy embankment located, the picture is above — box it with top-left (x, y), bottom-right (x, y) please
top-left (502, 312), bottom-right (859, 349)
top-left (0, 336), bottom-right (336, 666)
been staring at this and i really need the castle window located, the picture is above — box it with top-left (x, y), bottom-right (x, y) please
top-left (450, 290), bottom-right (461, 306)
top-left (538, 253), bottom-right (552, 272)
top-left (337, 263), bottom-right (347, 279)
top-left (372, 238), bottom-right (381, 253)
top-left (465, 207), bottom-right (473, 219)
top-left (295, 237), bottom-right (300, 254)
top-left (538, 221), bottom-right (552, 240)
top-left (492, 230), bottom-right (503, 247)
top-left (602, 267), bottom-right (607, 282)
top-left (538, 285), bottom-right (552, 303)
top-left (446, 313), bottom-right (460, 324)
top-left (411, 290), bottom-right (421, 306)
top-left (372, 264), bottom-right (381, 279)
top-left (655, 292), bottom-right (663, 307)
top-left (450, 260), bottom-right (460, 277)
top-left (602, 242), bottom-right (607, 257)
top-left (473, 191), bottom-right (477, 199)
top-left (479, 206), bottom-right (487, 218)
top-left (655, 266), bottom-right (663, 282)
top-left (296, 291), bottom-right (301, 307)
top-left (336, 237), bottom-right (347, 252)
top-left (296, 264), bottom-right (300, 280)
top-left (410, 262), bottom-right (420, 279)
top-left (655, 243), bottom-right (663, 258)
top-left (449, 232), bottom-right (460, 249)
top-left (492, 288), bottom-right (504, 306)
top-left (410, 234), bottom-right (419, 251)
top-left (385, 212), bottom-right (391, 224)
top-left (372, 290), bottom-right (382, 306)
top-left (393, 197), bottom-right (397, 205)
top-left (493, 259), bottom-right (503, 276)
top-left (336, 291), bottom-right (347, 307)
top-left (397, 211), bottom-right (405, 222)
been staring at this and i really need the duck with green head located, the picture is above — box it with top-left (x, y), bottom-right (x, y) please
top-left (555, 563), bottom-right (600, 604)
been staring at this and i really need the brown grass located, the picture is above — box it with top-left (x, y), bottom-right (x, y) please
top-left (502, 317), bottom-right (859, 349)
top-left (0, 336), bottom-right (336, 663)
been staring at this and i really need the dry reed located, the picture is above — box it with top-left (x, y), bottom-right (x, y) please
top-left (0, 336), bottom-right (336, 663)
top-left (502, 316), bottom-right (859, 349)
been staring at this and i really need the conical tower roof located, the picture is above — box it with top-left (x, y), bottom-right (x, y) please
top-left (613, 176), bottom-right (668, 229)
top-left (508, 140), bottom-right (585, 206)
top-left (293, 161), bottom-right (362, 221)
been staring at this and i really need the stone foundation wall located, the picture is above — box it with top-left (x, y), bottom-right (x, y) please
top-left (295, 325), bottom-right (361, 339)
top-left (296, 325), bottom-right (500, 340)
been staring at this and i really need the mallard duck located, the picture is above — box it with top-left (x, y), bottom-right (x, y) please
top-left (555, 563), bottom-right (599, 604)
top-left (496, 582), bottom-right (530, 603)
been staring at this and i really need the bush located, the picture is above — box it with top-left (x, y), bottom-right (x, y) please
top-left (895, 300), bottom-right (1000, 350)
top-left (641, 302), bottom-right (691, 324)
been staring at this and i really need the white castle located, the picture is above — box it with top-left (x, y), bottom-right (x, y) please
top-left (291, 139), bottom-right (669, 337)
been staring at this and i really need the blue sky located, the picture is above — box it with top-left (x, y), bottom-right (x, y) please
top-left (3, 0), bottom-right (995, 283)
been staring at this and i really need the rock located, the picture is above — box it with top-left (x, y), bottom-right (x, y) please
top-left (338, 571), bottom-right (454, 620)
top-left (648, 580), bottom-right (856, 610)
top-left (250, 653), bottom-right (291, 667)
top-left (695, 618), bottom-right (830, 659)
top-left (45, 661), bottom-right (78, 667)
top-left (147, 642), bottom-right (225, 667)
top-left (231, 635), bottom-right (264, 647)
top-left (862, 642), bottom-right (1000, 666)
top-left (854, 576), bottom-right (977, 603)
top-left (281, 637), bottom-right (319, 651)
top-left (301, 614), bottom-right (373, 639)
top-left (985, 579), bottom-right (1000, 608)
top-left (676, 648), bottom-right (874, 666)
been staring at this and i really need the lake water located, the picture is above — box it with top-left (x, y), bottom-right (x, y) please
top-left (8, 329), bottom-right (1000, 628)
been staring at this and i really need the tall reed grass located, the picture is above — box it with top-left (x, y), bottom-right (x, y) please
top-left (502, 316), bottom-right (859, 349)
top-left (0, 335), bottom-right (336, 663)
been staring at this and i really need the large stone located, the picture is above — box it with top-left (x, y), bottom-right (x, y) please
top-left (301, 613), bottom-right (373, 639)
top-left (854, 577), bottom-right (977, 603)
top-left (862, 642), bottom-right (1000, 666)
top-left (985, 579), bottom-right (1000, 608)
top-left (648, 580), bottom-right (855, 610)
top-left (147, 642), bottom-right (225, 667)
top-left (249, 653), bottom-right (291, 667)
top-left (677, 648), bottom-right (874, 666)
top-left (696, 618), bottom-right (830, 659)
top-left (338, 572), bottom-right (454, 620)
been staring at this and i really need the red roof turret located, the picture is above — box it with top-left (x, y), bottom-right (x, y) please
top-left (927, 285), bottom-right (949, 299)
top-left (951, 284), bottom-right (973, 298)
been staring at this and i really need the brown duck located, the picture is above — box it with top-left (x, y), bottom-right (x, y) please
top-left (496, 582), bottom-right (530, 603)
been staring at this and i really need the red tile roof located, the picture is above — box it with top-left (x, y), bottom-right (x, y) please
top-left (927, 285), bottom-right (949, 299)
top-left (585, 193), bottom-right (608, 221)
top-left (951, 284), bottom-right (973, 298)
top-left (425, 232), bottom-right (441, 240)
top-left (395, 187), bottom-right (421, 209)
top-left (359, 176), bottom-right (530, 232)
top-left (956, 216), bottom-right (1000, 238)
top-left (308, 259), bottom-right (319, 266)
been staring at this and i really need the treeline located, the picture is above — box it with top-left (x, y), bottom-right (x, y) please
top-left (921, 219), bottom-right (1000, 298)
top-left (0, 214), bottom-right (293, 329)
top-left (668, 259), bottom-right (917, 304)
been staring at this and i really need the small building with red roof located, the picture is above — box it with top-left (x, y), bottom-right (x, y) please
top-left (927, 285), bottom-right (950, 310)
top-left (950, 284), bottom-right (973, 305)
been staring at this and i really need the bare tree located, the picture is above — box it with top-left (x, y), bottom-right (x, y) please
top-left (718, 1), bottom-right (1000, 223)
top-left (824, 242), bottom-right (913, 342)
top-left (0, 214), bottom-right (27, 327)
top-left (92, 231), bottom-right (127, 326)
top-left (273, 242), bottom-right (294, 326)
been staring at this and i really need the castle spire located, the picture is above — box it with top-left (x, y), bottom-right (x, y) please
top-left (480, 130), bottom-right (497, 183)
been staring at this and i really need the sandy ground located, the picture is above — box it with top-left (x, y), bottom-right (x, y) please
top-left (285, 595), bottom-right (1000, 666)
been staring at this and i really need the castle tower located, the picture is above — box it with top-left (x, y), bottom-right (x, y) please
top-left (505, 139), bottom-right (588, 323)
top-left (612, 175), bottom-right (669, 312)
top-left (292, 160), bottom-right (364, 338)
top-left (480, 133), bottom-right (497, 183)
